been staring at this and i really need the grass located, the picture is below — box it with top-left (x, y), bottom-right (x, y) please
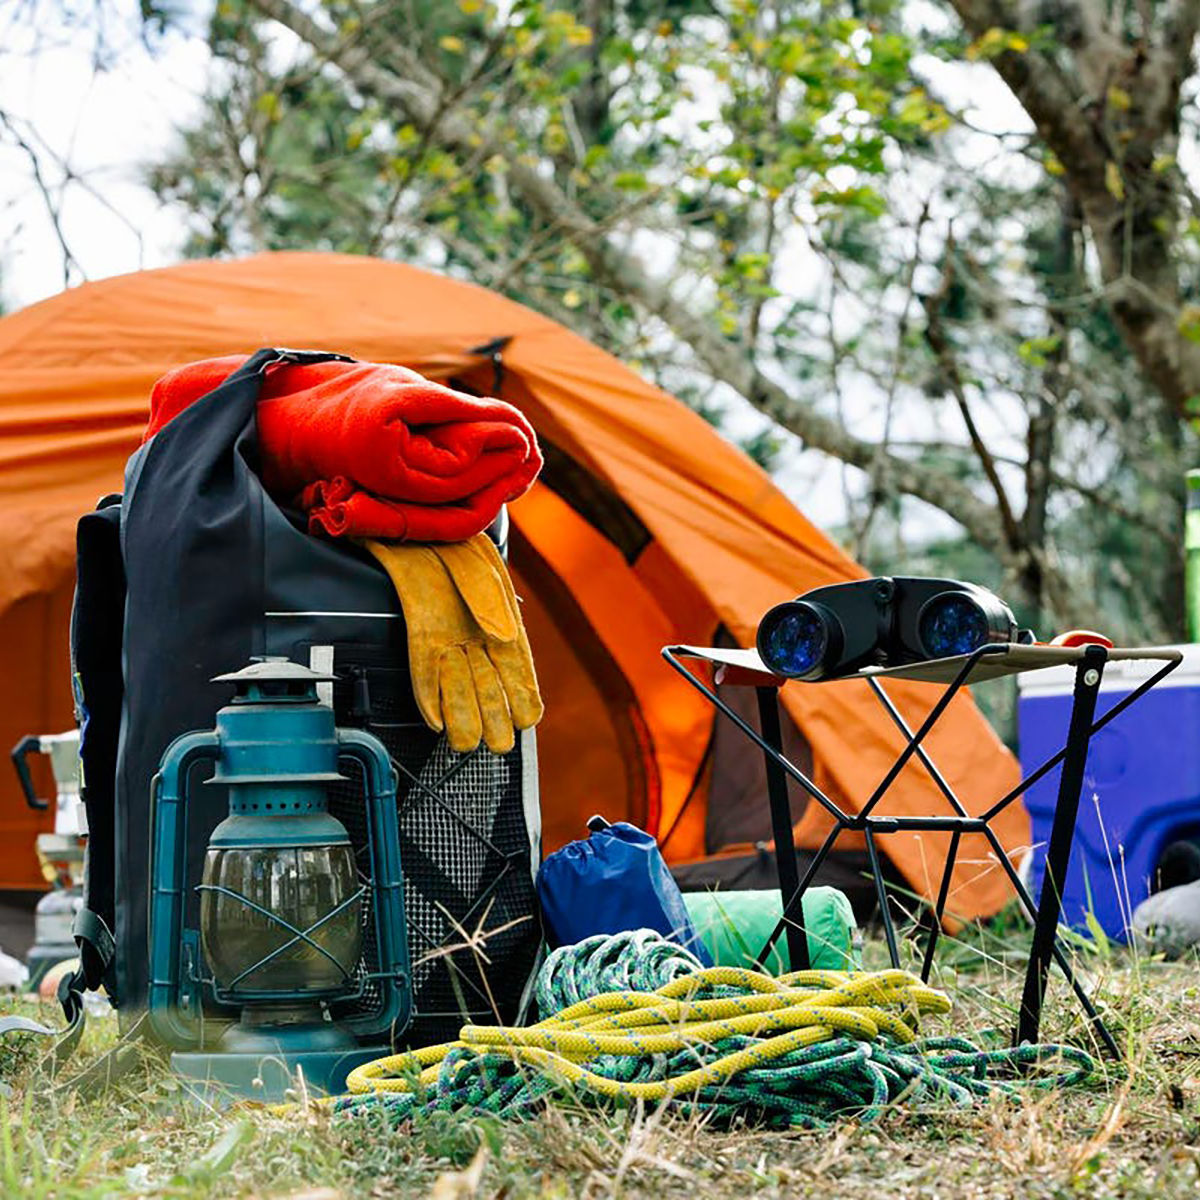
top-left (1, 920), bottom-right (1199, 1199)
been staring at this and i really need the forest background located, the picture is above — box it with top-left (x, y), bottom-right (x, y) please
top-left (5, 0), bottom-right (1200, 743)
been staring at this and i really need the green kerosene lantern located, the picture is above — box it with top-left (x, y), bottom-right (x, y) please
top-left (148, 660), bottom-right (410, 1101)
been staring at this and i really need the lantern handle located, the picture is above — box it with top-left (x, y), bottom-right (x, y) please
top-left (336, 728), bottom-right (412, 1038)
top-left (11, 736), bottom-right (48, 810)
top-left (147, 731), bottom-right (221, 1051)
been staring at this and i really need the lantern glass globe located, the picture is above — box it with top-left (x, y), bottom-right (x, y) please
top-left (200, 841), bottom-right (363, 994)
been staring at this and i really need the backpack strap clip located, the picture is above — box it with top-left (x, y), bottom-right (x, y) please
top-left (52, 906), bottom-right (117, 1066)
top-left (73, 906), bottom-right (115, 990)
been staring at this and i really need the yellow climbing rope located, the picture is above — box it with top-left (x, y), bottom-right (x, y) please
top-left (345, 967), bottom-right (950, 1104)
top-left (307, 945), bottom-right (1096, 1128)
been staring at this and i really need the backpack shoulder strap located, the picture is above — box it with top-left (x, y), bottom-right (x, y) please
top-left (70, 495), bottom-right (125, 1006)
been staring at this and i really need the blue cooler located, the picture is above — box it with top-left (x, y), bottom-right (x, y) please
top-left (1018, 644), bottom-right (1200, 940)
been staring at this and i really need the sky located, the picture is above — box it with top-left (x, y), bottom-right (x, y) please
top-left (0, 3), bottom-right (212, 309)
top-left (0, 4), bottom-right (1037, 305)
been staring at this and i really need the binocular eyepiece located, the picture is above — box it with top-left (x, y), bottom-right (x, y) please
top-left (756, 577), bottom-right (1029, 681)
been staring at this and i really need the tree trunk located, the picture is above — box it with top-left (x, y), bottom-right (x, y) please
top-left (945, 0), bottom-right (1200, 412)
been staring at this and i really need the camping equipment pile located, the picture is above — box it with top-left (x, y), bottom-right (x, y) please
top-left (60, 347), bottom-right (544, 1084)
top-left (0, 333), bottom-right (1106, 1143)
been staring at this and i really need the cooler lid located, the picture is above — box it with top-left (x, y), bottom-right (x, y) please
top-left (1017, 642), bottom-right (1200, 696)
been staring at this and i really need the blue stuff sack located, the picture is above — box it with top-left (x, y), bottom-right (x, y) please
top-left (536, 821), bottom-right (712, 964)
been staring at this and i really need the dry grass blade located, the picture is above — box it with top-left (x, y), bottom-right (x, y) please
top-left (429, 1145), bottom-right (489, 1200)
top-left (0, 939), bottom-right (1198, 1197)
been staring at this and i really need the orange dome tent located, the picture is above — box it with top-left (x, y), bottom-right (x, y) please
top-left (0, 252), bottom-right (1027, 917)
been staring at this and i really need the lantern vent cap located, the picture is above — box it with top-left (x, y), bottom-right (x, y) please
top-left (213, 658), bottom-right (336, 704)
top-left (212, 658), bottom-right (336, 685)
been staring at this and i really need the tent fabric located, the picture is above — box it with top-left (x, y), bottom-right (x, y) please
top-left (0, 252), bottom-right (1027, 921)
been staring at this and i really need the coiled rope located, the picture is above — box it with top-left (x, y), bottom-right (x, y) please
top-left (535, 929), bottom-right (706, 1012)
top-left (331, 931), bottom-right (1098, 1128)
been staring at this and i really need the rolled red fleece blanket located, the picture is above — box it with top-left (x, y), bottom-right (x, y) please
top-left (143, 354), bottom-right (541, 541)
top-left (297, 477), bottom-right (522, 542)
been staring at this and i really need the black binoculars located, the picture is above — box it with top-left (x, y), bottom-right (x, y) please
top-left (756, 577), bottom-right (1032, 682)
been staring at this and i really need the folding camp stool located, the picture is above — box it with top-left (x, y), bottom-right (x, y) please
top-left (662, 641), bottom-right (1184, 1057)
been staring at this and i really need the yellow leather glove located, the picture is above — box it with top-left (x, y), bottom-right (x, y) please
top-left (364, 534), bottom-right (543, 754)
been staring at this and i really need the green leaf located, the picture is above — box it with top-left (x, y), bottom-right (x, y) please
top-left (1017, 334), bottom-right (1062, 367)
top-left (1178, 305), bottom-right (1200, 344)
top-left (1083, 908), bottom-right (1111, 957)
top-left (254, 91), bottom-right (280, 120)
top-left (1105, 161), bottom-right (1125, 201)
top-left (966, 27), bottom-right (1029, 61)
top-left (813, 184), bottom-right (887, 217)
top-left (191, 1121), bottom-right (255, 1179)
top-left (1107, 86), bottom-right (1132, 112)
top-left (612, 170), bottom-right (648, 191)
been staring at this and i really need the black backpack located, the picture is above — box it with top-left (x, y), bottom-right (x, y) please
top-left (67, 348), bottom-right (541, 1050)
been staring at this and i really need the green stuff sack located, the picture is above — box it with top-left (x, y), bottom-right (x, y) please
top-left (682, 887), bottom-right (859, 973)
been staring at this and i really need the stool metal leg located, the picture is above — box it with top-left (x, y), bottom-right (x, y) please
top-left (981, 823), bottom-right (1120, 1058)
top-left (756, 823), bottom-right (842, 969)
top-left (865, 825), bottom-right (901, 968)
top-left (921, 828), bottom-right (961, 983)
top-left (1017, 646), bottom-right (1107, 1046)
top-left (868, 678), bottom-right (972, 819)
top-left (756, 687), bottom-right (809, 970)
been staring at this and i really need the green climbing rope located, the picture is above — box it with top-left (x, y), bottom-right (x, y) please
top-left (535, 929), bottom-right (706, 1013)
top-left (331, 931), bottom-right (1100, 1130)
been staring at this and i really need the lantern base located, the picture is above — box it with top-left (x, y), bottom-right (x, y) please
top-left (170, 1044), bottom-right (387, 1105)
top-left (219, 1006), bottom-right (356, 1052)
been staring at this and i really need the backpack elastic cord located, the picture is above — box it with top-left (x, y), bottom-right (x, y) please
top-left (53, 1013), bottom-right (149, 1099)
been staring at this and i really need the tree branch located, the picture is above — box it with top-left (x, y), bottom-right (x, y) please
top-left (246, 0), bottom-right (1022, 559)
top-left (944, 0), bottom-right (1200, 412)
top-left (0, 109), bottom-right (81, 288)
top-left (945, 0), bottom-right (1107, 188)
top-left (1163, 0), bottom-right (1200, 82)
top-left (922, 237), bottom-right (1023, 552)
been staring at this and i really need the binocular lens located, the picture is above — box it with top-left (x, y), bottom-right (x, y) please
top-left (918, 593), bottom-right (989, 658)
top-left (758, 603), bottom-right (829, 679)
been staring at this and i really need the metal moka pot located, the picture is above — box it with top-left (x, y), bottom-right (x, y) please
top-left (11, 730), bottom-right (84, 988)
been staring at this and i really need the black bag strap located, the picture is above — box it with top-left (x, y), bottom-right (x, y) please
top-left (219, 347), bottom-right (355, 393)
top-left (49, 906), bottom-right (116, 1066)
top-left (71, 497), bottom-right (125, 998)
top-left (54, 967), bottom-right (88, 1064)
top-left (73, 906), bottom-right (116, 988)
